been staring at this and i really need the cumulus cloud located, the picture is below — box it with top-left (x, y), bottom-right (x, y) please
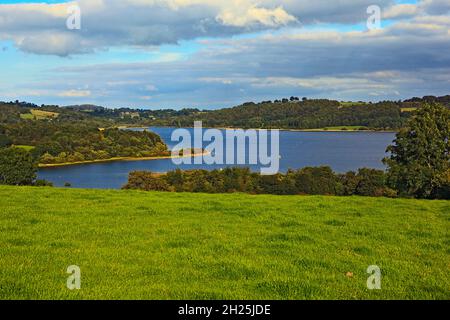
top-left (217, 5), bottom-right (296, 27)
top-left (0, 0), bottom-right (297, 56)
top-left (382, 0), bottom-right (450, 20)
top-left (0, 0), bottom-right (399, 56)
top-left (11, 13), bottom-right (444, 108)
top-left (383, 4), bottom-right (419, 19)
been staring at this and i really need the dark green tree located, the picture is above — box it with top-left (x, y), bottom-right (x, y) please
top-left (384, 103), bottom-right (450, 199)
top-left (355, 168), bottom-right (388, 197)
top-left (0, 147), bottom-right (37, 185)
top-left (0, 134), bottom-right (13, 148)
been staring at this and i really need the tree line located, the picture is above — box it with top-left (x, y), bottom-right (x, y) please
top-left (157, 99), bottom-right (411, 130)
top-left (123, 166), bottom-right (398, 197)
top-left (2, 95), bottom-right (449, 131)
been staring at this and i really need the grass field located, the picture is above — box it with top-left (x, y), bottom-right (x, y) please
top-left (0, 186), bottom-right (448, 300)
top-left (339, 102), bottom-right (367, 108)
top-left (13, 145), bottom-right (35, 152)
top-left (297, 126), bottom-right (371, 132)
top-left (322, 126), bottom-right (369, 131)
top-left (19, 113), bottom-right (34, 120)
top-left (20, 109), bottom-right (59, 120)
top-left (401, 107), bottom-right (418, 113)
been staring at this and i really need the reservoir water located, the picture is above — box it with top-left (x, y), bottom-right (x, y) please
top-left (38, 127), bottom-right (396, 189)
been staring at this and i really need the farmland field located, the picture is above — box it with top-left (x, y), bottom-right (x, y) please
top-left (20, 109), bottom-right (59, 120)
top-left (322, 126), bottom-right (369, 131)
top-left (0, 186), bottom-right (448, 300)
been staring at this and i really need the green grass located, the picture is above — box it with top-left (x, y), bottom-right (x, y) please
top-left (323, 126), bottom-right (369, 131)
top-left (0, 186), bottom-right (448, 300)
top-left (19, 113), bottom-right (34, 120)
top-left (339, 102), bottom-right (368, 107)
top-left (19, 109), bottom-right (59, 121)
top-left (401, 107), bottom-right (418, 113)
top-left (14, 145), bottom-right (35, 151)
top-left (300, 126), bottom-right (370, 132)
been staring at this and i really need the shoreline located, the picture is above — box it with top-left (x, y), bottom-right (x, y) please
top-left (127, 125), bottom-right (397, 133)
top-left (214, 126), bottom-right (398, 133)
top-left (280, 129), bottom-right (397, 133)
top-left (38, 150), bottom-right (209, 169)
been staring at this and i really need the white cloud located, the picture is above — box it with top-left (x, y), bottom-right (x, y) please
top-left (58, 89), bottom-right (91, 97)
top-left (0, 0), bottom-right (396, 56)
top-left (384, 4), bottom-right (419, 19)
top-left (217, 4), bottom-right (296, 27)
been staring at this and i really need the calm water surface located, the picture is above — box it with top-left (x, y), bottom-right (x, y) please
top-left (38, 127), bottom-right (395, 189)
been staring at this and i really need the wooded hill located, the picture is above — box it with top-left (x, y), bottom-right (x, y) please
top-left (1, 94), bottom-right (449, 130)
top-left (0, 101), bottom-right (168, 165)
top-left (151, 95), bottom-right (450, 130)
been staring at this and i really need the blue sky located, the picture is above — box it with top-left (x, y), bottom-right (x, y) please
top-left (0, 0), bottom-right (449, 109)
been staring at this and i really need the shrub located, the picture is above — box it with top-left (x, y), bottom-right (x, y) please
top-left (0, 147), bottom-right (37, 185)
top-left (0, 134), bottom-right (13, 148)
top-left (294, 167), bottom-right (338, 195)
top-left (35, 179), bottom-right (54, 187)
top-left (355, 168), bottom-right (387, 197)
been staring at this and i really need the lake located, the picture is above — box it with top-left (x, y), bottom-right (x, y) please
top-left (38, 127), bottom-right (396, 189)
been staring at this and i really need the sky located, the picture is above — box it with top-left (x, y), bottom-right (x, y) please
top-left (0, 0), bottom-right (449, 109)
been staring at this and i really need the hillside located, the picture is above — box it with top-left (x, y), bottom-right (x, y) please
top-left (0, 101), bottom-right (170, 165)
top-left (0, 186), bottom-right (448, 300)
top-left (150, 95), bottom-right (450, 130)
top-left (2, 95), bottom-right (450, 131)
top-left (160, 99), bottom-right (409, 130)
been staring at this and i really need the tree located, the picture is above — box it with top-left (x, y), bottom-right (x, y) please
top-left (294, 166), bottom-right (338, 195)
top-left (384, 103), bottom-right (450, 199)
top-left (355, 168), bottom-right (389, 197)
top-left (0, 147), bottom-right (37, 185)
top-left (338, 171), bottom-right (359, 196)
top-left (0, 134), bottom-right (13, 148)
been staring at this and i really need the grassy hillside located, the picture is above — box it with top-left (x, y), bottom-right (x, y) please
top-left (0, 186), bottom-right (448, 300)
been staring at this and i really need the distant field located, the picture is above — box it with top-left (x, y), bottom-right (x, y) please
top-left (323, 126), bottom-right (369, 131)
top-left (401, 107), bottom-right (418, 113)
top-left (0, 186), bottom-right (448, 300)
top-left (339, 102), bottom-right (367, 107)
top-left (19, 113), bottom-right (34, 120)
top-left (14, 145), bottom-right (35, 151)
top-left (301, 126), bottom-right (370, 132)
top-left (20, 109), bottom-right (59, 120)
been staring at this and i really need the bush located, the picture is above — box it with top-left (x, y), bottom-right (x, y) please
top-left (123, 171), bottom-right (170, 191)
top-left (355, 168), bottom-right (387, 197)
top-left (0, 147), bottom-right (37, 185)
top-left (0, 134), bottom-right (13, 148)
top-left (35, 179), bottom-right (54, 187)
top-left (294, 167), bottom-right (338, 195)
top-left (338, 171), bottom-right (359, 196)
